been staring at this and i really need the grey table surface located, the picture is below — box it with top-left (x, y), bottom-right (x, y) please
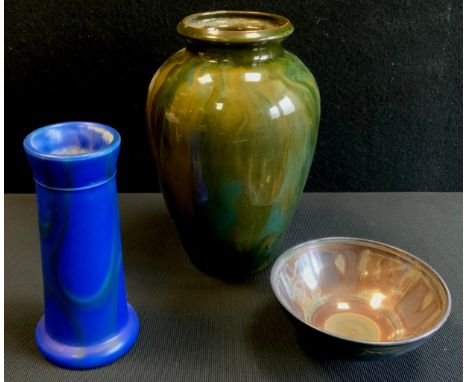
top-left (5, 193), bottom-right (463, 382)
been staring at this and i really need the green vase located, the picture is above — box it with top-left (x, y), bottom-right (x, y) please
top-left (147, 11), bottom-right (320, 279)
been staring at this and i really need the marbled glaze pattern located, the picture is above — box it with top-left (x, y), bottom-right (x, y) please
top-left (271, 238), bottom-right (451, 358)
top-left (147, 11), bottom-right (320, 278)
top-left (24, 122), bottom-right (139, 369)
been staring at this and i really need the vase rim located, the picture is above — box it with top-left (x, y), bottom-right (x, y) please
top-left (177, 10), bottom-right (294, 44)
top-left (23, 121), bottom-right (121, 162)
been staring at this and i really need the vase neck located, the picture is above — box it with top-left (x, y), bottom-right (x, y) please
top-left (23, 122), bottom-right (120, 190)
top-left (186, 41), bottom-right (285, 63)
top-left (177, 11), bottom-right (293, 63)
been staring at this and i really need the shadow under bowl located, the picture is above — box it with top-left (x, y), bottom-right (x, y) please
top-left (270, 237), bottom-right (451, 359)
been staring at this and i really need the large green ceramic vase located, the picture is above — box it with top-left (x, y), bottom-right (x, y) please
top-left (147, 11), bottom-right (320, 278)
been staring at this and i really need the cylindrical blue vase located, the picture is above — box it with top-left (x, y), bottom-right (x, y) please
top-left (23, 121), bottom-right (139, 369)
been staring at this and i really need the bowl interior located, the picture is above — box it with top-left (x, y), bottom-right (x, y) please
top-left (272, 239), bottom-right (450, 343)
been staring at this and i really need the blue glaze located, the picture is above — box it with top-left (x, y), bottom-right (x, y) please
top-left (24, 122), bottom-right (139, 369)
top-left (24, 121), bottom-right (119, 189)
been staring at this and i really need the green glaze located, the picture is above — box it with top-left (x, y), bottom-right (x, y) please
top-left (147, 11), bottom-right (320, 278)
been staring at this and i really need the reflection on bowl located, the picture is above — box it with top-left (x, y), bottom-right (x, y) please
top-left (270, 237), bottom-right (451, 359)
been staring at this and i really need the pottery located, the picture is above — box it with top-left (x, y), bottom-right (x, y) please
top-left (24, 121), bottom-right (139, 368)
top-left (147, 11), bottom-right (320, 278)
top-left (270, 237), bottom-right (451, 358)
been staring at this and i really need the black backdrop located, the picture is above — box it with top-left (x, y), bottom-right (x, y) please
top-left (5, 0), bottom-right (462, 193)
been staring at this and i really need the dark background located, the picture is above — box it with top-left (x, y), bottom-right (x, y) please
top-left (5, 0), bottom-right (462, 193)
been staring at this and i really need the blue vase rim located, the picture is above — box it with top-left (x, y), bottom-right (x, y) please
top-left (23, 121), bottom-right (121, 162)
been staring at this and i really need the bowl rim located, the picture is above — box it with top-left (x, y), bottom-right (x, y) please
top-left (270, 237), bottom-right (452, 346)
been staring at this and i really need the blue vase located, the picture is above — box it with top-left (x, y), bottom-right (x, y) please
top-left (23, 121), bottom-right (139, 369)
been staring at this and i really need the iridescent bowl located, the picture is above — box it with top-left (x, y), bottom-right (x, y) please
top-left (270, 237), bottom-right (451, 359)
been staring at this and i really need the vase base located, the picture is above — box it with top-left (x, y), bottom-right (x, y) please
top-left (188, 254), bottom-right (273, 280)
top-left (35, 303), bottom-right (139, 369)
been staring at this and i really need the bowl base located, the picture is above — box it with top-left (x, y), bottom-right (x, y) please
top-left (308, 296), bottom-right (401, 342)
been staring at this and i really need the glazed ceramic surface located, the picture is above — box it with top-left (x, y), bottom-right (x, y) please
top-left (147, 11), bottom-right (320, 278)
top-left (24, 122), bottom-right (139, 368)
top-left (271, 238), bottom-right (451, 358)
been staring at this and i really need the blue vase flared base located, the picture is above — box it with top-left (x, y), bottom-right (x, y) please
top-left (35, 304), bottom-right (139, 369)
